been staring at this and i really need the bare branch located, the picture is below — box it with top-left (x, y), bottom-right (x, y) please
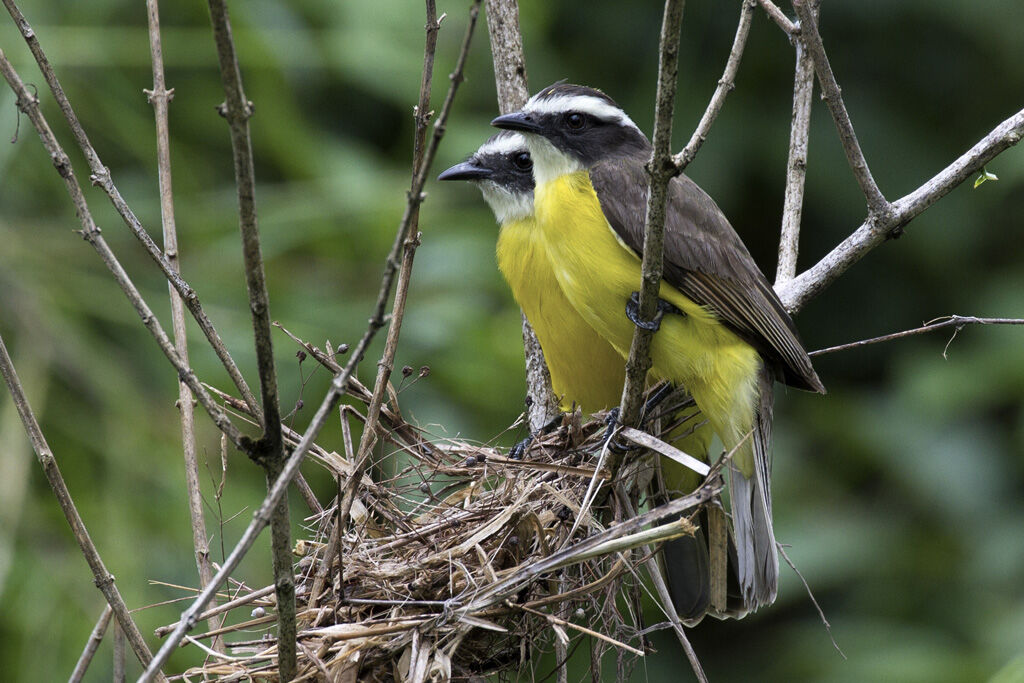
top-left (69, 605), bottom-right (113, 683)
top-left (779, 108), bottom-right (1024, 312)
top-left (0, 49), bottom-right (248, 453)
top-left (0, 334), bottom-right (166, 681)
top-left (809, 316), bottom-right (1024, 357)
top-left (144, 0), bottom-right (222, 649)
top-left (774, 0), bottom-right (817, 285)
top-left (1, 0), bottom-right (260, 417)
top-left (485, 0), bottom-right (530, 110)
top-left (791, 0), bottom-right (890, 217)
top-left (204, 0), bottom-right (295, 675)
top-left (755, 0), bottom-right (797, 36)
top-left (673, 0), bottom-right (755, 171)
top-left (778, 544), bottom-right (845, 659)
top-left (333, 0), bottom-right (482, 595)
top-left (140, 4), bottom-right (482, 678)
top-left (485, 0), bottom-right (561, 430)
top-left (619, 0), bottom-right (686, 428)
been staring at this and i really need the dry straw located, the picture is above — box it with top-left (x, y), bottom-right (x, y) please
top-left (153, 335), bottom-right (712, 682)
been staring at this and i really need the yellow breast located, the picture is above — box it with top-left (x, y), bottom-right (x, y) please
top-left (496, 216), bottom-right (626, 413)
top-left (533, 171), bottom-right (762, 474)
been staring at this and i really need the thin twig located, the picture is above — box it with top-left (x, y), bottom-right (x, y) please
top-left (204, 0), bottom-right (295, 675)
top-left (334, 0), bottom-right (482, 587)
top-left (144, 0), bottom-right (223, 651)
top-left (140, 5), bottom-right (482, 678)
top-left (791, 0), bottom-right (889, 218)
top-left (779, 107), bottom-right (1024, 312)
top-left (1, 0), bottom-right (260, 417)
top-left (0, 52), bottom-right (247, 447)
top-left (0, 334), bottom-right (166, 681)
top-left (484, 0), bottom-right (560, 430)
top-left (755, 0), bottom-right (797, 36)
top-left (69, 605), bottom-right (113, 683)
top-left (619, 0), bottom-right (686, 430)
top-left (775, 0), bottom-right (817, 285)
top-left (809, 316), bottom-right (1024, 357)
top-left (778, 544), bottom-right (845, 658)
top-left (307, 0), bottom-right (450, 610)
top-left (516, 603), bottom-right (645, 657)
top-left (672, 0), bottom-right (754, 171)
top-left (154, 585), bottom-right (275, 638)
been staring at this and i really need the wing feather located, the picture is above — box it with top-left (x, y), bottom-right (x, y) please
top-left (589, 158), bottom-right (825, 393)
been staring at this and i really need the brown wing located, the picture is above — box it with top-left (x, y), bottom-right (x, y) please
top-left (589, 157), bottom-right (825, 393)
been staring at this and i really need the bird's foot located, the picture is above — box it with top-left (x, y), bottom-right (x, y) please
top-left (626, 291), bottom-right (683, 332)
top-left (640, 382), bottom-right (674, 422)
top-left (510, 413), bottom-right (563, 460)
top-left (599, 408), bottom-right (630, 454)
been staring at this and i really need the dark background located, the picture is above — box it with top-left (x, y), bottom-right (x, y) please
top-left (0, 1), bottom-right (1022, 680)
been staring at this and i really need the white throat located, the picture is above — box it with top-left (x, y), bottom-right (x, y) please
top-left (522, 135), bottom-right (584, 187)
top-left (478, 182), bottom-right (534, 224)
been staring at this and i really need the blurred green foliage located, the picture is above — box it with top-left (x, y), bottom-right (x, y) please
top-left (0, 0), bottom-right (1022, 680)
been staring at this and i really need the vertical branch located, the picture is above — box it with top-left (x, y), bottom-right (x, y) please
top-left (791, 0), bottom-right (889, 218)
top-left (340, 0), bottom-right (482, 549)
top-left (144, 0), bottom-right (222, 648)
top-left (618, 0), bottom-right (686, 429)
top-left (775, 0), bottom-right (817, 286)
top-left (204, 0), bottom-right (294, 676)
top-left (69, 605), bottom-right (113, 683)
top-left (485, 0), bottom-right (560, 430)
top-left (0, 334), bottom-right (166, 682)
top-left (113, 624), bottom-right (126, 683)
top-left (337, 0), bottom-right (440, 581)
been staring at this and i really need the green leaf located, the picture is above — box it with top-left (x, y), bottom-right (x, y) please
top-left (974, 167), bottom-right (999, 188)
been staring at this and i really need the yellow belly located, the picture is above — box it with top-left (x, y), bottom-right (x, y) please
top-left (533, 171), bottom-right (761, 475)
top-left (496, 217), bottom-right (625, 414)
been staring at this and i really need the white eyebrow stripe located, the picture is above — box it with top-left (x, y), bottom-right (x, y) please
top-left (524, 94), bottom-right (640, 132)
top-left (477, 133), bottom-right (528, 157)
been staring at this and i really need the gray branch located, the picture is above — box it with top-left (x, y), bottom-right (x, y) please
top-left (791, 0), bottom-right (889, 218)
top-left (673, 0), bottom-right (755, 172)
top-left (774, 0), bottom-right (817, 285)
top-left (779, 108), bottom-right (1024, 313)
top-left (485, 0), bottom-right (561, 431)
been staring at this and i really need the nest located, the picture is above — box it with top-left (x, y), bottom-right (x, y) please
top-left (165, 336), bottom-right (714, 682)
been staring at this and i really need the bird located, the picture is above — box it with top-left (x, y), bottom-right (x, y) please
top-left (439, 130), bottom-right (723, 620)
top-left (490, 82), bottom-right (826, 616)
top-left (437, 131), bottom-right (627, 414)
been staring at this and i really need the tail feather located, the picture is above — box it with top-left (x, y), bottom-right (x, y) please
top-left (728, 369), bottom-right (778, 612)
top-left (663, 526), bottom-right (711, 621)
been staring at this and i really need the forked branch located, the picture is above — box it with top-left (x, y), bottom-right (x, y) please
top-left (780, 107), bottom-right (1024, 313)
top-left (791, 0), bottom-right (890, 218)
top-left (140, 3), bottom-right (482, 678)
top-left (204, 0), bottom-right (295, 674)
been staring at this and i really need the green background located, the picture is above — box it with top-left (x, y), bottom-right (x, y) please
top-left (1, 0), bottom-right (1022, 680)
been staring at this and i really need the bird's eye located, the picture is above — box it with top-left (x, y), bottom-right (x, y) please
top-left (565, 112), bottom-right (586, 130)
top-left (511, 151), bottom-right (532, 171)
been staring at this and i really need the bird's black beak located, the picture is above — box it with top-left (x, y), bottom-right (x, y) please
top-left (437, 160), bottom-right (492, 181)
top-left (491, 111), bottom-right (543, 134)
